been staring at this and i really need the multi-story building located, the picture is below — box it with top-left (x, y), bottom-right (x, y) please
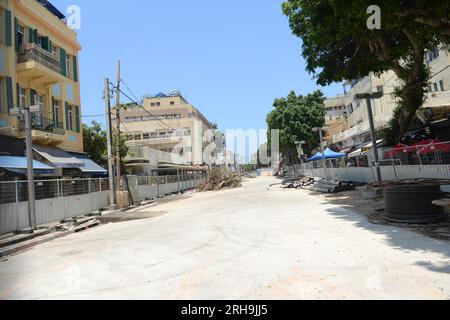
top-left (115, 91), bottom-right (215, 174)
top-left (325, 49), bottom-right (450, 148)
top-left (0, 0), bottom-right (87, 177)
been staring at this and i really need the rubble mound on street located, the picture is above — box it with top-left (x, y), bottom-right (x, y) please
top-left (198, 169), bottom-right (243, 191)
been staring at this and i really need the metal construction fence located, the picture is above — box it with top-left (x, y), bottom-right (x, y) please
top-left (0, 173), bottom-right (207, 236)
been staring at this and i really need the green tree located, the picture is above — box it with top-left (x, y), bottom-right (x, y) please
top-left (266, 90), bottom-right (326, 157)
top-left (82, 121), bottom-right (129, 168)
top-left (282, 0), bottom-right (449, 144)
top-left (83, 121), bottom-right (107, 167)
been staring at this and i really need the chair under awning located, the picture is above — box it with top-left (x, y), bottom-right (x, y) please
top-left (33, 145), bottom-right (85, 168)
top-left (0, 156), bottom-right (55, 175)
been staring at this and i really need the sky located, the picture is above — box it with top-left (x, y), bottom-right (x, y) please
top-left (55, 0), bottom-right (343, 145)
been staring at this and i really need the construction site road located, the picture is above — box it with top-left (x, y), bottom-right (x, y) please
top-left (1, 176), bottom-right (449, 299)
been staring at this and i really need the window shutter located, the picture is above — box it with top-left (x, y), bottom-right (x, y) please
top-left (6, 77), bottom-right (13, 110)
top-left (60, 48), bottom-right (66, 76)
top-left (41, 37), bottom-right (49, 51)
top-left (52, 96), bottom-right (55, 123)
top-left (16, 83), bottom-right (19, 109)
top-left (75, 106), bottom-right (80, 133)
top-left (33, 29), bottom-right (38, 45)
top-left (49, 40), bottom-right (53, 53)
top-left (65, 102), bottom-right (70, 130)
top-left (30, 89), bottom-right (36, 106)
top-left (5, 10), bottom-right (12, 47)
top-left (73, 55), bottom-right (78, 82)
top-left (28, 27), bottom-right (34, 43)
top-left (14, 17), bottom-right (19, 52)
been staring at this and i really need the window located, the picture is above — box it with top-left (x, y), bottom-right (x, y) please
top-left (185, 147), bottom-right (193, 153)
top-left (151, 103), bottom-right (156, 107)
top-left (439, 80), bottom-right (445, 92)
top-left (159, 132), bottom-right (167, 138)
top-left (170, 101), bottom-right (175, 105)
top-left (150, 133), bottom-right (157, 139)
top-left (18, 87), bottom-right (26, 110)
top-left (67, 106), bottom-right (73, 131)
top-left (143, 133), bottom-right (150, 140)
top-left (174, 114), bottom-right (181, 119)
top-left (156, 102), bottom-right (161, 106)
top-left (17, 25), bottom-right (25, 51)
top-left (126, 135), bottom-right (133, 141)
top-left (0, 78), bottom-right (3, 113)
top-left (134, 134), bottom-right (141, 140)
top-left (166, 114), bottom-right (173, 120)
top-left (434, 83), bottom-right (439, 92)
top-left (53, 100), bottom-right (60, 126)
top-left (65, 56), bottom-right (72, 79)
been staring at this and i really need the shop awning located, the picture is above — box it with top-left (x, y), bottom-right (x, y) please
top-left (33, 145), bottom-right (85, 168)
top-left (0, 156), bottom-right (54, 174)
top-left (76, 158), bottom-right (107, 174)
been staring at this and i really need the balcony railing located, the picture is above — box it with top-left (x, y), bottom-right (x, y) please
top-left (18, 43), bottom-right (62, 75)
top-left (20, 114), bottom-right (65, 136)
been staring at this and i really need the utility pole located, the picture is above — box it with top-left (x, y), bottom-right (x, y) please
top-left (313, 127), bottom-right (329, 179)
top-left (104, 78), bottom-right (117, 208)
top-left (24, 106), bottom-right (36, 231)
top-left (296, 140), bottom-right (306, 173)
top-left (115, 60), bottom-right (121, 192)
top-left (355, 92), bottom-right (383, 183)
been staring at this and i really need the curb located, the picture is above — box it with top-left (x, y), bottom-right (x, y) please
top-left (0, 220), bottom-right (100, 258)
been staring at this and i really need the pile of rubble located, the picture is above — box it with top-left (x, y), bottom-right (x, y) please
top-left (198, 169), bottom-right (243, 191)
top-left (282, 176), bottom-right (315, 189)
top-left (313, 178), bottom-right (356, 194)
top-left (281, 176), bottom-right (355, 194)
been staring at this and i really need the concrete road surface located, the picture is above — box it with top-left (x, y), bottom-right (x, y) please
top-left (1, 177), bottom-right (449, 300)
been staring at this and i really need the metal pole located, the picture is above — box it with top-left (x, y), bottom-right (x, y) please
top-left (104, 78), bottom-right (117, 208)
top-left (24, 106), bottom-right (36, 231)
top-left (366, 96), bottom-right (382, 182)
top-left (177, 168), bottom-right (181, 194)
top-left (115, 60), bottom-right (121, 192)
top-left (319, 128), bottom-right (328, 179)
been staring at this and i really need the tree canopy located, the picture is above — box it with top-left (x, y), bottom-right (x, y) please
top-left (282, 0), bottom-right (450, 143)
top-left (83, 121), bottom-right (129, 168)
top-left (266, 90), bottom-right (326, 156)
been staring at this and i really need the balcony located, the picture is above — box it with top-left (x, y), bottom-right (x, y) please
top-left (17, 44), bottom-right (64, 86)
top-left (19, 114), bottom-right (66, 146)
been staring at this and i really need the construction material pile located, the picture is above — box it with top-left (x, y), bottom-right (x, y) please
top-left (198, 169), bottom-right (243, 191)
top-left (313, 178), bottom-right (356, 194)
top-left (282, 176), bottom-right (315, 189)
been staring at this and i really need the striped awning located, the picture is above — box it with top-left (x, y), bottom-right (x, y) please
top-left (33, 145), bottom-right (85, 168)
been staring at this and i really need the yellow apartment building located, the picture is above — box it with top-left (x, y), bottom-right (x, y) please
top-left (113, 91), bottom-right (215, 174)
top-left (0, 0), bottom-right (82, 154)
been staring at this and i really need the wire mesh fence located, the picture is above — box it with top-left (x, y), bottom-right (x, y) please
top-left (0, 178), bottom-right (110, 205)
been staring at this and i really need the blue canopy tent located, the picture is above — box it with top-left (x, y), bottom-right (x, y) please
top-left (307, 148), bottom-right (346, 162)
top-left (307, 152), bottom-right (324, 162)
top-left (324, 148), bottom-right (346, 159)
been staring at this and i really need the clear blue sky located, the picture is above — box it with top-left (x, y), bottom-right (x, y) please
top-left (55, 0), bottom-right (343, 133)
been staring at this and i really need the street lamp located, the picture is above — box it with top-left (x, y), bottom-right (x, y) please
top-left (312, 126), bottom-right (329, 178)
top-left (354, 92), bottom-right (383, 183)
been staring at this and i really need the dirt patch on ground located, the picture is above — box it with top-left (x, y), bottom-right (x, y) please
top-left (304, 187), bottom-right (450, 241)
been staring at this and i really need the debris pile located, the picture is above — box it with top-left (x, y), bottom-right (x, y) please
top-left (282, 177), bottom-right (314, 189)
top-left (198, 169), bottom-right (243, 191)
top-left (313, 178), bottom-right (356, 194)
